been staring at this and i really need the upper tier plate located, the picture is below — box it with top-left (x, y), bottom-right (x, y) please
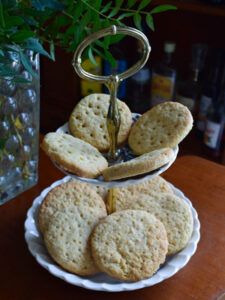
top-left (54, 113), bottom-right (179, 188)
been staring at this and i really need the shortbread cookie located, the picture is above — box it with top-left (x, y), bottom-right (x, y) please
top-left (117, 193), bottom-right (193, 255)
top-left (69, 93), bottom-right (132, 152)
top-left (41, 132), bottom-right (108, 178)
top-left (91, 184), bottom-right (109, 203)
top-left (103, 148), bottom-right (174, 181)
top-left (128, 102), bottom-right (193, 155)
top-left (70, 178), bottom-right (109, 203)
top-left (91, 210), bottom-right (168, 281)
top-left (106, 175), bottom-right (173, 212)
top-left (39, 181), bottom-right (107, 233)
top-left (44, 206), bottom-right (106, 276)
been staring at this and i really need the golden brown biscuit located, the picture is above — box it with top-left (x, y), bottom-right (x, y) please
top-left (69, 93), bottom-right (132, 152)
top-left (44, 206), bottom-right (106, 276)
top-left (105, 175), bottom-right (173, 212)
top-left (91, 209), bottom-right (168, 281)
top-left (103, 148), bottom-right (174, 181)
top-left (41, 132), bottom-right (108, 178)
top-left (128, 102), bottom-right (193, 155)
top-left (39, 181), bottom-right (107, 233)
top-left (70, 178), bottom-right (109, 203)
top-left (116, 192), bottom-right (194, 255)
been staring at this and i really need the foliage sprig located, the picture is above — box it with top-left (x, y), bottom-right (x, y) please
top-left (0, 0), bottom-right (177, 79)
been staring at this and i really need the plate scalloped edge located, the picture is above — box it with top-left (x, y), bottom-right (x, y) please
top-left (24, 176), bottom-right (200, 292)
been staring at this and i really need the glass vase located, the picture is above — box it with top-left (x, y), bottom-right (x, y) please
top-left (0, 50), bottom-right (40, 204)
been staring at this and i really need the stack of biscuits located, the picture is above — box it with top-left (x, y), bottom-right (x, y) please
top-left (39, 93), bottom-right (194, 282)
top-left (39, 176), bottom-right (193, 281)
top-left (41, 93), bottom-right (193, 180)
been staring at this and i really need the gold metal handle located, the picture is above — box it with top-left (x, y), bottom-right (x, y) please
top-left (108, 187), bottom-right (117, 213)
top-left (72, 25), bottom-right (151, 84)
top-left (106, 75), bottom-right (121, 162)
top-left (72, 25), bottom-right (151, 213)
top-left (72, 25), bottom-right (151, 161)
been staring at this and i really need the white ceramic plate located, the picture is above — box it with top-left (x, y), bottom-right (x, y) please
top-left (24, 176), bottom-right (200, 292)
top-left (54, 113), bottom-right (179, 188)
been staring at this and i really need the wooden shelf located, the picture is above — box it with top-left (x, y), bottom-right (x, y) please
top-left (153, 0), bottom-right (225, 16)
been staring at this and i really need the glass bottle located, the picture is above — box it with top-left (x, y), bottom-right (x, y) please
top-left (196, 48), bottom-right (225, 137)
top-left (203, 69), bottom-right (225, 161)
top-left (150, 41), bottom-right (177, 107)
top-left (103, 42), bottom-right (127, 100)
top-left (80, 56), bottom-right (102, 97)
top-left (176, 43), bottom-right (208, 114)
top-left (125, 40), bottom-right (151, 113)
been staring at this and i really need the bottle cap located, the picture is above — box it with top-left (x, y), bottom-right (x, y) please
top-left (164, 42), bottom-right (176, 53)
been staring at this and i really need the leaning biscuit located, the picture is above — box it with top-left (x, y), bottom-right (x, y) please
top-left (69, 93), bottom-right (132, 152)
top-left (117, 192), bottom-right (194, 255)
top-left (44, 206), bottom-right (106, 276)
top-left (39, 181), bottom-right (107, 234)
top-left (106, 175), bottom-right (173, 212)
top-left (70, 178), bottom-right (109, 203)
top-left (128, 102), bottom-right (193, 155)
top-left (41, 132), bottom-right (108, 178)
top-left (103, 148), bottom-right (174, 181)
top-left (91, 209), bottom-right (168, 281)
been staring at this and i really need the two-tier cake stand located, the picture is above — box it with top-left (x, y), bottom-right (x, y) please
top-left (24, 25), bottom-right (200, 292)
top-left (55, 25), bottom-right (178, 213)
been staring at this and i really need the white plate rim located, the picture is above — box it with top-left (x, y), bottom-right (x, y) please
top-left (24, 176), bottom-right (200, 292)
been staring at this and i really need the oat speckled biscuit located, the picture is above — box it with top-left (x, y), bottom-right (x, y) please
top-left (39, 181), bottom-right (107, 234)
top-left (117, 192), bottom-right (194, 255)
top-left (128, 102), bottom-right (193, 155)
top-left (41, 132), bottom-right (108, 178)
top-left (103, 148), bottom-right (174, 181)
top-left (70, 178), bottom-right (109, 203)
top-left (69, 93), bottom-right (132, 152)
top-left (44, 206), bottom-right (106, 276)
top-left (105, 175), bottom-right (174, 212)
top-left (91, 209), bottom-right (168, 281)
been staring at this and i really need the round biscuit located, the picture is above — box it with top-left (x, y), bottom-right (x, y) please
top-left (103, 148), bottom-right (174, 181)
top-left (70, 178), bottom-right (109, 203)
top-left (128, 102), bottom-right (193, 155)
top-left (117, 192), bottom-right (194, 255)
top-left (41, 132), bottom-right (108, 178)
top-left (105, 175), bottom-right (174, 212)
top-left (91, 209), bottom-right (168, 281)
top-left (39, 181), bottom-right (107, 234)
top-left (44, 206), bottom-right (106, 276)
top-left (69, 93), bottom-right (132, 152)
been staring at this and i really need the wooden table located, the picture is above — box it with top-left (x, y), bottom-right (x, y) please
top-left (1, 147), bottom-right (225, 300)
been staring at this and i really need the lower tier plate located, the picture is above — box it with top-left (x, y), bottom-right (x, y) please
top-left (24, 176), bottom-right (200, 292)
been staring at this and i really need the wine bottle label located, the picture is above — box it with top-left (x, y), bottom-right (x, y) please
top-left (176, 94), bottom-right (195, 112)
top-left (197, 95), bottom-right (212, 131)
top-left (204, 120), bottom-right (222, 149)
top-left (151, 73), bottom-right (175, 106)
top-left (80, 56), bottom-right (102, 96)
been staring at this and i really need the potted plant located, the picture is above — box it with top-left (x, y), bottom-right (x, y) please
top-left (0, 0), bottom-right (176, 204)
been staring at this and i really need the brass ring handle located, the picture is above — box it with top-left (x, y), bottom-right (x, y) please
top-left (72, 25), bottom-right (151, 84)
top-left (72, 25), bottom-right (151, 214)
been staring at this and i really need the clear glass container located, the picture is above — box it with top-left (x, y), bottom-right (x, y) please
top-left (0, 50), bottom-right (40, 204)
